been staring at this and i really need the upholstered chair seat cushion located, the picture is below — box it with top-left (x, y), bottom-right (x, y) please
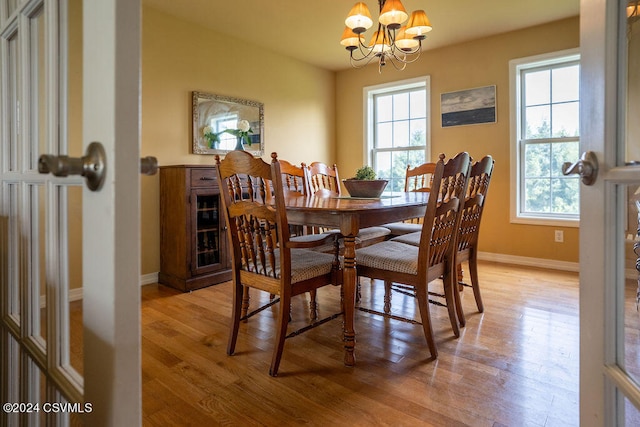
top-left (243, 248), bottom-right (336, 283)
top-left (381, 222), bottom-right (422, 236)
top-left (356, 241), bottom-right (419, 275)
top-left (389, 231), bottom-right (422, 247)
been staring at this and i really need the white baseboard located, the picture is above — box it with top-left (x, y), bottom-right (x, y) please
top-left (476, 252), bottom-right (640, 281)
top-left (140, 272), bottom-right (159, 286)
top-left (477, 251), bottom-right (579, 272)
top-left (39, 272), bottom-right (160, 307)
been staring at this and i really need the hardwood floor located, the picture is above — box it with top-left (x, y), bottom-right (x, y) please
top-left (140, 261), bottom-right (580, 426)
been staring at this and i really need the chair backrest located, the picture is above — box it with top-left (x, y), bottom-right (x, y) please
top-left (404, 162), bottom-right (437, 192)
top-left (457, 155), bottom-right (495, 253)
top-left (306, 161), bottom-right (341, 196)
top-left (438, 152), bottom-right (471, 204)
top-left (417, 152), bottom-right (471, 272)
top-left (279, 159), bottom-right (309, 197)
top-left (215, 151), bottom-right (290, 287)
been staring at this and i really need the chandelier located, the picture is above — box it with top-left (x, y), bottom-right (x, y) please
top-left (340, 0), bottom-right (432, 72)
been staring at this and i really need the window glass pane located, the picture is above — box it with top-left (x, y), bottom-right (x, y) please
top-left (625, 17), bottom-right (640, 162)
top-left (407, 150), bottom-right (426, 171)
top-left (376, 122), bottom-right (392, 148)
top-left (625, 395), bottom-right (640, 427)
top-left (552, 65), bottom-right (580, 103)
top-left (393, 120), bottom-right (410, 147)
top-left (525, 70), bottom-right (550, 106)
top-left (525, 143), bottom-right (551, 178)
top-left (524, 179), bottom-right (551, 213)
top-left (27, 184), bottom-right (47, 345)
top-left (525, 105), bottom-right (551, 139)
top-left (66, 185), bottom-right (83, 375)
top-left (409, 119), bottom-right (426, 146)
top-left (552, 102), bottom-right (579, 137)
top-left (376, 95), bottom-right (392, 122)
top-left (551, 141), bottom-right (579, 177)
top-left (375, 151), bottom-right (392, 181)
top-left (8, 32), bottom-right (19, 171)
top-left (5, 183), bottom-right (20, 321)
top-left (551, 178), bottom-right (579, 214)
top-left (393, 92), bottom-right (409, 120)
top-left (410, 90), bottom-right (426, 118)
top-left (29, 6), bottom-right (46, 170)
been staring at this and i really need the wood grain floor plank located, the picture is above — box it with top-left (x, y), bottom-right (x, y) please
top-left (75, 261), bottom-right (584, 425)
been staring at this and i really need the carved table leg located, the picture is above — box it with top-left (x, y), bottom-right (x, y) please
top-left (342, 234), bottom-right (357, 366)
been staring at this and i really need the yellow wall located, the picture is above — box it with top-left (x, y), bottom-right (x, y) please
top-left (140, 7), bottom-right (336, 274)
top-left (139, 10), bottom-right (580, 276)
top-left (335, 17), bottom-right (580, 263)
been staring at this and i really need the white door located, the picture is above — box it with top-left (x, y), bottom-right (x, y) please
top-left (0, 0), bottom-right (142, 425)
top-left (580, 0), bottom-right (640, 424)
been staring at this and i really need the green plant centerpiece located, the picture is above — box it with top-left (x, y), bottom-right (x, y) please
top-left (354, 165), bottom-right (377, 180)
top-left (343, 165), bottom-right (388, 198)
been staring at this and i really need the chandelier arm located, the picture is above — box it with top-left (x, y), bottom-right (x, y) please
top-left (389, 49), bottom-right (422, 64)
top-left (351, 51), bottom-right (383, 69)
top-left (355, 38), bottom-right (376, 60)
top-left (384, 54), bottom-right (408, 71)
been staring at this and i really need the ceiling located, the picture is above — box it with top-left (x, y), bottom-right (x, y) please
top-left (142, 0), bottom-right (580, 71)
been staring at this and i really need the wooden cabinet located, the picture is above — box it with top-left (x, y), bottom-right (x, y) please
top-left (159, 165), bottom-right (231, 291)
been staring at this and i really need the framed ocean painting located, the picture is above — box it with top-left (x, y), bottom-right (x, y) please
top-left (441, 85), bottom-right (496, 127)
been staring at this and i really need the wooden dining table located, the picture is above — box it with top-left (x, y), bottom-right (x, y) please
top-left (284, 191), bottom-right (431, 366)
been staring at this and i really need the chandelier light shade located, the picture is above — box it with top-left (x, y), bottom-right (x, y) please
top-left (345, 2), bottom-right (373, 33)
top-left (378, 0), bottom-right (408, 29)
top-left (341, 0), bottom-right (432, 72)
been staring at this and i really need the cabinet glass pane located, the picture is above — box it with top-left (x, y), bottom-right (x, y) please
top-left (196, 194), bottom-right (221, 268)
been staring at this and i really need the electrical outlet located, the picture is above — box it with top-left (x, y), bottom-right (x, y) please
top-left (554, 230), bottom-right (564, 243)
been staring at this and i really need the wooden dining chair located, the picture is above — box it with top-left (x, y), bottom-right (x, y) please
top-left (306, 161), bottom-right (341, 196)
top-left (355, 152), bottom-right (470, 358)
top-left (388, 155), bottom-right (494, 324)
top-left (387, 151), bottom-right (473, 328)
top-left (279, 159), bottom-right (310, 197)
top-left (279, 158), bottom-right (340, 319)
top-left (455, 155), bottom-right (494, 313)
top-left (382, 161), bottom-right (438, 237)
top-left (215, 151), bottom-right (342, 376)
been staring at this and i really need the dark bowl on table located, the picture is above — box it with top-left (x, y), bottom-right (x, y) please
top-left (342, 179), bottom-right (388, 198)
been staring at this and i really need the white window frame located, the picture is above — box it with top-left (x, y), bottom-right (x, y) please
top-left (363, 76), bottom-right (431, 175)
top-left (509, 48), bottom-right (581, 227)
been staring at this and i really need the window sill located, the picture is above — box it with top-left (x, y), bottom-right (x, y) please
top-left (510, 216), bottom-right (579, 228)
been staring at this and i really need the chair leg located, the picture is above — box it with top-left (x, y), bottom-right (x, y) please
top-left (227, 279), bottom-right (244, 356)
top-left (309, 290), bottom-right (318, 320)
top-left (241, 286), bottom-right (250, 322)
top-left (270, 293), bottom-right (291, 377)
top-left (451, 268), bottom-right (466, 328)
top-left (456, 263), bottom-right (464, 291)
top-left (441, 274), bottom-right (461, 337)
top-left (384, 281), bottom-right (392, 314)
top-left (469, 250), bottom-right (484, 312)
top-left (415, 283), bottom-right (438, 359)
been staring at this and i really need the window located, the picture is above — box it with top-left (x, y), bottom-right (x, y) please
top-left (365, 77), bottom-right (430, 193)
top-left (510, 49), bottom-right (580, 225)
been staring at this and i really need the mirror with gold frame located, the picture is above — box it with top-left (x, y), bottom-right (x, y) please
top-left (192, 91), bottom-right (264, 156)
